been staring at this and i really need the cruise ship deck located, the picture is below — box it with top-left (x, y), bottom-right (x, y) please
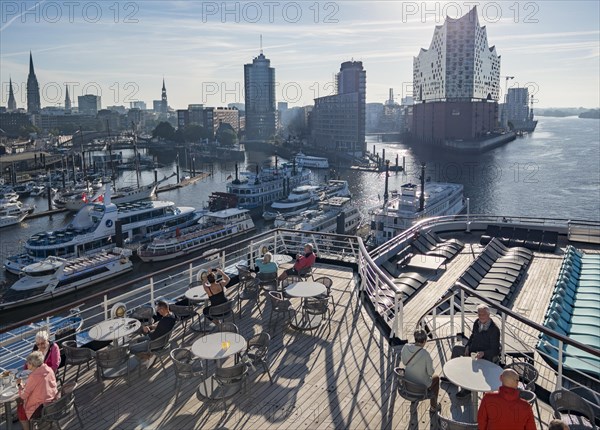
top-left (1, 217), bottom-right (599, 430)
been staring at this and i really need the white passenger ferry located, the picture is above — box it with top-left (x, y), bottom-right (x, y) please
top-left (294, 153), bottom-right (329, 169)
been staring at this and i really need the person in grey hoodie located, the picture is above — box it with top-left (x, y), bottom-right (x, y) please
top-left (400, 328), bottom-right (440, 413)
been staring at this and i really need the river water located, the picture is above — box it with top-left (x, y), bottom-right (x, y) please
top-left (1, 116), bottom-right (598, 286)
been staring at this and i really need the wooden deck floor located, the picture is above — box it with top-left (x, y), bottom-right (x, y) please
top-left (2, 259), bottom-right (569, 430)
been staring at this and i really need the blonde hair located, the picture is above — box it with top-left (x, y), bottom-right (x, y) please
top-left (27, 351), bottom-right (45, 368)
top-left (35, 330), bottom-right (50, 342)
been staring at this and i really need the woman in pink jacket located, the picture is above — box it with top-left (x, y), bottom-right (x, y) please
top-left (16, 351), bottom-right (58, 429)
top-left (24, 330), bottom-right (60, 374)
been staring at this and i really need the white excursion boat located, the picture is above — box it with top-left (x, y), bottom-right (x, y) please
top-left (3, 184), bottom-right (197, 274)
top-left (137, 208), bottom-right (256, 262)
top-left (0, 201), bottom-right (34, 228)
top-left (0, 248), bottom-right (133, 310)
top-left (368, 179), bottom-right (465, 248)
top-left (226, 162), bottom-right (312, 209)
top-left (63, 183), bottom-right (157, 212)
top-left (262, 180), bottom-right (351, 220)
top-left (295, 153), bottom-right (329, 169)
top-left (275, 197), bottom-right (361, 235)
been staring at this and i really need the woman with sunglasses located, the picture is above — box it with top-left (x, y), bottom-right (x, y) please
top-left (24, 330), bottom-right (61, 374)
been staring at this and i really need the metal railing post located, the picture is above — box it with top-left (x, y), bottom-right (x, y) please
top-left (189, 263), bottom-right (193, 284)
top-left (460, 289), bottom-right (465, 335)
top-left (432, 306), bottom-right (437, 333)
top-left (374, 273), bottom-right (381, 313)
top-left (501, 312), bottom-right (506, 364)
top-left (150, 277), bottom-right (155, 306)
top-left (450, 293), bottom-right (455, 340)
top-left (103, 295), bottom-right (108, 320)
top-left (557, 340), bottom-right (564, 389)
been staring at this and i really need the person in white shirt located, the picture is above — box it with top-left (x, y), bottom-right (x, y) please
top-left (400, 329), bottom-right (440, 413)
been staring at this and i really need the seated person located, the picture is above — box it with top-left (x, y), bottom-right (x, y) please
top-left (255, 252), bottom-right (278, 274)
top-left (203, 268), bottom-right (231, 318)
top-left (401, 329), bottom-right (440, 413)
top-left (478, 369), bottom-right (536, 430)
top-left (130, 300), bottom-right (176, 366)
top-left (17, 351), bottom-right (58, 430)
top-left (451, 303), bottom-right (500, 397)
top-left (24, 330), bottom-right (60, 374)
top-left (278, 243), bottom-right (316, 281)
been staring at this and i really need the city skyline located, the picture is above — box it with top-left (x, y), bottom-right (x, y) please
top-left (1, 1), bottom-right (599, 110)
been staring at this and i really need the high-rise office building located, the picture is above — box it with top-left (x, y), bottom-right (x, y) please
top-left (244, 51), bottom-right (276, 141)
top-left (27, 52), bottom-right (41, 113)
top-left (411, 7), bottom-right (500, 143)
top-left (78, 94), bottom-right (101, 116)
top-left (7, 78), bottom-right (17, 111)
top-left (311, 61), bottom-right (366, 155)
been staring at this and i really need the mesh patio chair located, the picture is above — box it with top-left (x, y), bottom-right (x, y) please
top-left (238, 273), bottom-right (263, 317)
top-left (394, 367), bottom-right (432, 419)
top-left (206, 301), bottom-right (235, 331)
top-left (257, 271), bottom-right (278, 292)
top-left (437, 413), bottom-right (478, 430)
top-left (241, 332), bottom-right (273, 384)
top-left (130, 305), bottom-right (155, 328)
top-left (303, 297), bottom-right (331, 332)
top-left (214, 363), bottom-right (248, 412)
top-left (550, 389), bottom-right (597, 429)
top-left (170, 304), bottom-right (197, 345)
top-left (61, 340), bottom-right (95, 384)
top-left (297, 266), bottom-right (314, 281)
top-left (170, 348), bottom-right (204, 402)
top-left (31, 381), bottom-right (84, 429)
top-left (267, 291), bottom-right (294, 331)
top-left (95, 345), bottom-right (131, 386)
top-left (217, 322), bottom-right (239, 334)
top-left (132, 330), bottom-right (173, 378)
top-left (314, 276), bottom-right (335, 313)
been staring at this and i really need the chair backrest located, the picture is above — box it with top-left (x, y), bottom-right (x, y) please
top-left (247, 332), bottom-right (270, 359)
top-left (438, 414), bottom-right (479, 430)
top-left (96, 346), bottom-right (129, 368)
top-left (208, 301), bottom-right (234, 318)
top-left (170, 348), bottom-right (201, 377)
top-left (149, 330), bottom-right (173, 351)
top-left (393, 367), bottom-right (429, 401)
top-left (314, 276), bottom-right (333, 291)
top-left (215, 363), bottom-right (247, 385)
top-left (131, 306), bottom-right (154, 324)
top-left (281, 276), bottom-right (301, 288)
top-left (550, 389), bottom-right (596, 425)
top-left (304, 297), bottom-right (329, 314)
top-left (63, 340), bottom-right (93, 361)
top-left (38, 392), bottom-right (74, 422)
top-left (218, 322), bottom-right (239, 333)
top-left (257, 271), bottom-right (278, 283)
top-left (507, 361), bottom-right (539, 390)
top-left (236, 265), bottom-right (253, 281)
top-left (298, 266), bottom-right (312, 277)
top-left (170, 304), bottom-right (196, 319)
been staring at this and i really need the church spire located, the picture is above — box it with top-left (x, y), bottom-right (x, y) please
top-left (65, 84), bottom-right (71, 111)
top-left (27, 51), bottom-right (41, 113)
top-left (7, 77), bottom-right (17, 111)
top-left (160, 77), bottom-right (167, 114)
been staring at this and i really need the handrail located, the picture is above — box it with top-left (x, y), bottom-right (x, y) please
top-left (1, 228), bottom-right (359, 334)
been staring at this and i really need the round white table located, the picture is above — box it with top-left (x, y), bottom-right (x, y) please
top-left (443, 356), bottom-right (503, 422)
top-left (285, 281), bottom-right (326, 298)
top-left (88, 318), bottom-right (141, 343)
top-left (273, 254), bottom-right (293, 265)
top-left (286, 282), bottom-right (327, 330)
top-left (191, 332), bottom-right (247, 399)
top-left (185, 286), bottom-right (208, 302)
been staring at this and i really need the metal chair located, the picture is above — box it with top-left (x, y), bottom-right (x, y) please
top-left (213, 363), bottom-right (248, 412)
top-left (238, 274), bottom-right (263, 317)
top-left (550, 389), bottom-right (597, 429)
top-left (297, 266), bottom-right (313, 281)
top-left (61, 340), bottom-right (95, 384)
top-left (267, 291), bottom-right (294, 331)
top-left (241, 332), bottom-right (273, 384)
top-left (170, 348), bottom-right (204, 402)
top-left (95, 345), bottom-right (131, 386)
top-left (31, 381), bottom-right (84, 429)
top-left (130, 305), bottom-right (154, 328)
top-left (394, 367), bottom-right (431, 421)
top-left (206, 301), bottom-right (235, 331)
top-left (303, 297), bottom-right (331, 332)
top-left (170, 304), bottom-right (197, 345)
top-left (257, 271), bottom-right (278, 292)
top-left (131, 330), bottom-right (173, 378)
top-left (217, 322), bottom-right (239, 334)
top-left (507, 361), bottom-right (542, 428)
top-left (314, 276), bottom-right (335, 313)
top-left (437, 413), bottom-right (478, 429)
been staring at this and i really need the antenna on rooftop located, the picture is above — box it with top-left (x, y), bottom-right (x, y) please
top-left (260, 34), bottom-right (263, 54)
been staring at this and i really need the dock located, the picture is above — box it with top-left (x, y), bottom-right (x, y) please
top-left (26, 208), bottom-right (68, 219)
top-left (156, 173), bottom-right (211, 194)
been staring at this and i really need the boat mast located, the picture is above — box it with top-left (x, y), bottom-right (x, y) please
top-left (132, 121), bottom-right (140, 188)
top-left (383, 160), bottom-right (389, 206)
top-left (106, 120), bottom-right (117, 191)
top-left (419, 163), bottom-right (426, 212)
top-left (79, 126), bottom-right (89, 193)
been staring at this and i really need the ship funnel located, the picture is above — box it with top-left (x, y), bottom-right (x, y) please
top-left (419, 163), bottom-right (425, 212)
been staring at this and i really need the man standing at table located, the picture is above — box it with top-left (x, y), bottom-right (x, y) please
top-left (401, 329), bottom-right (440, 413)
top-left (478, 368), bottom-right (536, 430)
top-left (452, 303), bottom-right (501, 398)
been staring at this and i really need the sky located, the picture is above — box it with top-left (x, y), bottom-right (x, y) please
top-left (1, 0), bottom-right (599, 110)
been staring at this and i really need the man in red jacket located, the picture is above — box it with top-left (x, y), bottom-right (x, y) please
top-left (278, 243), bottom-right (316, 282)
top-left (478, 368), bottom-right (536, 430)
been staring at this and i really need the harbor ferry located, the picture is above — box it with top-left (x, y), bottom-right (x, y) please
top-left (294, 152), bottom-right (330, 169)
top-left (0, 248), bottom-right (133, 310)
top-left (137, 208), bottom-right (255, 262)
top-left (4, 185), bottom-right (197, 274)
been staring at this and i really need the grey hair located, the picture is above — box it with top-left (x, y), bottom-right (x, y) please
top-left (263, 252), bottom-right (273, 262)
top-left (35, 330), bottom-right (50, 342)
top-left (304, 243), bottom-right (314, 251)
top-left (414, 329), bottom-right (428, 344)
top-left (27, 351), bottom-right (45, 368)
top-left (477, 304), bottom-right (490, 314)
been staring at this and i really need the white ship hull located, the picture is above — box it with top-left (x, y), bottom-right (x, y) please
top-left (64, 184), bottom-right (156, 212)
top-left (0, 212), bottom-right (27, 228)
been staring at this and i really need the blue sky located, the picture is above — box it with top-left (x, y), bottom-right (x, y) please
top-left (1, 1), bottom-right (599, 110)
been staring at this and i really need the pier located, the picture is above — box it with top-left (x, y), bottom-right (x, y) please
top-left (156, 172), bottom-right (211, 194)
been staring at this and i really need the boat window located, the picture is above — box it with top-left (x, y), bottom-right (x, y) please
top-left (29, 268), bottom-right (58, 277)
